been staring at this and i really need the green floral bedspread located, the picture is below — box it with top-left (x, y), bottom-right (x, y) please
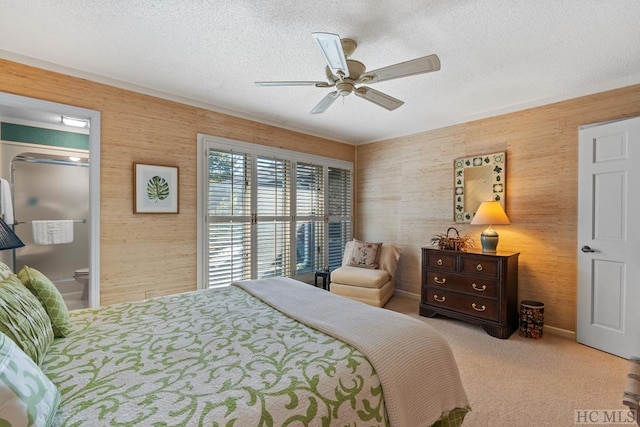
top-left (41, 286), bottom-right (388, 426)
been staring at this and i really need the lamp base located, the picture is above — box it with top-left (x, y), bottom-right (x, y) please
top-left (480, 226), bottom-right (499, 253)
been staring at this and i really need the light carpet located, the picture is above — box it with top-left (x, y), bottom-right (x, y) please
top-left (384, 294), bottom-right (631, 427)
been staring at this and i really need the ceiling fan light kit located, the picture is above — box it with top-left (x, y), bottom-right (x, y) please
top-left (255, 32), bottom-right (440, 114)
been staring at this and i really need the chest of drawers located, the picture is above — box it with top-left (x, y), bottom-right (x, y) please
top-left (420, 247), bottom-right (519, 339)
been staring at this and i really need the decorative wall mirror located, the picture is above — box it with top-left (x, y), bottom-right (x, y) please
top-left (454, 152), bottom-right (506, 223)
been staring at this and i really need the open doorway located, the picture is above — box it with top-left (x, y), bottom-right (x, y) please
top-left (0, 92), bottom-right (100, 307)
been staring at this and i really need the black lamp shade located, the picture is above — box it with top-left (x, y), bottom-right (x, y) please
top-left (0, 217), bottom-right (24, 250)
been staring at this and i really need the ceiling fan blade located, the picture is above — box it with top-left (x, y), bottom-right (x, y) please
top-left (311, 91), bottom-right (339, 114)
top-left (311, 32), bottom-right (350, 78)
top-left (255, 81), bottom-right (331, 87)
top-left (354, 87), bottom-right (404, 111)
top-left (359, 54), bottom-right (441, 84)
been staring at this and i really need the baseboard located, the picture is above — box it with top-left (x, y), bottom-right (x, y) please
top-left (394, 289), bottom-right (420, 300)
top-left (543, 325), bottom-right (576, 340)
top-left (393, 289), bottom-right (577, 340)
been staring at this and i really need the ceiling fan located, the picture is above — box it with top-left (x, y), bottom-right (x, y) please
top-left (255, 32), bottom-right (441, 114)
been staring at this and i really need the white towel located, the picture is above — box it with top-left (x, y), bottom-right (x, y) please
top-left (32, 220), bottom-right (74, 245)
top-left (0, 178), bottom-right (13, 225)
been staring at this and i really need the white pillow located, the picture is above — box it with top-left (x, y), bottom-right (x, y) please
top-left (0, 332), bottom-right (60, 427)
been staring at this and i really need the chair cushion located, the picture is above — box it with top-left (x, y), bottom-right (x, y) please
top-left (330, 280), bottom-right (394, 307)
top-left (331, 266), bottom-right (390, 289)
top-left (378, 244), bottom-right (400, 277)
top-left (342, 241), bottom-right (400, 276)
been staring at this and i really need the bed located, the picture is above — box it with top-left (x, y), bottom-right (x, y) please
top-left (2, 273), bottom-right (470, 426)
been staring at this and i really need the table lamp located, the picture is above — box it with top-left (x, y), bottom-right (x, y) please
top-left (0, 217), bottom-right (24, 250)
top-left (470, 201), bottom-right (510, 253)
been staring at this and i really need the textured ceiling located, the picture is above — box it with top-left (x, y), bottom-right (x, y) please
top-left (1, 0), bottom-right (639, 144)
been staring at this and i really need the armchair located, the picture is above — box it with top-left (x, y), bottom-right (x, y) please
top-left (329, 240), bottom-right (400, 307)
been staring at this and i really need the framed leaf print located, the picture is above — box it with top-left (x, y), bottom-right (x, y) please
top-left (134, 163), bottom-right (179, 213)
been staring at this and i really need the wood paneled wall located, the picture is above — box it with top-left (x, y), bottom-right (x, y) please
top-left (0, 59), bottom-right (354, 306)
top-left (356, 83), bottom-right (640, 332)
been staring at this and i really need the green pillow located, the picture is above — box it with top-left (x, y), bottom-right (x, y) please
top-left (0, 275), bottom-right (54, 364)
top-left (0, 331), bottom-right (60, 426)
top-left (17, 266), bottom-right (71, 338)
top-left (0, 261), bottom-right (12, 281)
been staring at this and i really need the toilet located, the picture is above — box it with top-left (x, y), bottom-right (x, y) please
top-left (73, 267), bottom-right (89, 287)
top-left (54, 268), bottom-right (89, 309)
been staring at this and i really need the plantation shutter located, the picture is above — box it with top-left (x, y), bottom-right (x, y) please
top-left (199, 135), bottom-right (353, 289)
top-left (206, 148), bottom-right (252, 287)
top-left (327, 166), bottom-right (352, 269)
top-left (295, 162), bottom-right (325, 275)
top-left (255, 155), bottom-right (292, 278)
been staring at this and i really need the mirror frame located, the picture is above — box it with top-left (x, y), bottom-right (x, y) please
top-left (454, 151), bottom-right (506, 223)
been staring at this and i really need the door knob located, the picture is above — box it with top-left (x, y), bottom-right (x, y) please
top-left (581, 245), bottom-right (596, 253)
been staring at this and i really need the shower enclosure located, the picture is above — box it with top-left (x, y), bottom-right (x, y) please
top-left (11, 152), bottom-right (89, 309)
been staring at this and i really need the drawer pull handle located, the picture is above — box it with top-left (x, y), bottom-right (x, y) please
top-left (434, 277), bottom-right (446, 284)
top-left (433, 295), bottom-right (446, 303)
top-left (472, 303), bottom-right (486, 312)
top-left (476, 264), bottom-right (483, 271)
top-left (437, 258), bottom-right (443, 266)
top-left (472, 283), bottom-right (487, 292)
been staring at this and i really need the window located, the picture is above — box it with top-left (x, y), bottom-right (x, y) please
top-left (197, 135), bottom-right (352, 288)
top-left (255, 155), bottom-right (291, 279)
top-left (295, 162), bottom-right (324, 275)
top-left (327, 166), bottom-right (353, 269)
top-left (205, 148), bottom-right (252, 287)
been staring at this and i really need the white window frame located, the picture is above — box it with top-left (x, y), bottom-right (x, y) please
top-left (196, 134), bottom-right (353, 289)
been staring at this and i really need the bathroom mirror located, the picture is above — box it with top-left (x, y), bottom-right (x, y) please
top-left (454, 152), bottom-right (506, 223)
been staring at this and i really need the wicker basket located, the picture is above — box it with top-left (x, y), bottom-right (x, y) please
top-left (431, 227), bottom-right (472, 251)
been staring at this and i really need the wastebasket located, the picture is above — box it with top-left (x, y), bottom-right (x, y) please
top-left (519, 300), bottom-right (544, 339)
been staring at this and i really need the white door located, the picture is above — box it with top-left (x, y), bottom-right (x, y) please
top-left (577, 116), bottom-right (640, 358)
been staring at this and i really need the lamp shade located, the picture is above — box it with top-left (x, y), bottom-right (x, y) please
top-left (470, 201), bottom-right (510, 225)
top-left (0, 217), bottom-right (24, 250)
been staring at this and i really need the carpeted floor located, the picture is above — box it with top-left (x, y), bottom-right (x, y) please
top-left (384, 294), bottom-right (631, 427)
